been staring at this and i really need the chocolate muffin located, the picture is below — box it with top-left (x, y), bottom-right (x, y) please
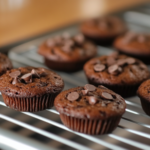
top-left (137, 79), bottom-right (150, 116)
top-left (38, 33), bottom-right (97, 72)
top-left (80, 16), bottom-right (127, 45)
top-left (54, 84), bottom-right (126, 134)
top-left (84, 53), bottom-right (150, 97)
top-left (0, 53), bottom-right (13, 75)
top-left (113, 32), bottom-right (150, 64)
top-left (0, 67), bottom-right (64, 112)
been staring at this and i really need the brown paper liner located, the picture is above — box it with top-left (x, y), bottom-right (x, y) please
top-left (116, 50), bottom-right (150, 65)
top-left (88, 78), bottom-right (139, 98)
top-left (84, 35), bottom-right (115, 46)
top-left (140, 98), bottom-right (150, 116)
top-left (45, 58), bottom-right (87, 72)
top-left (60, 113), bottom-right (121, 135)
top-left (2, 93), bottom-right (57, 112)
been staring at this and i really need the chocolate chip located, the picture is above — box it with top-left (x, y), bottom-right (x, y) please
top-left (21, 73), bottom-right (32, 83)
top-left (101, 92), bottom-right (113, 100)
top-left (101, 102), bottom-right (106, 107)
top-left (84, 84), bottom-right (96, 91)
top-left (123, 32), bottom-right (137, 44)
top-left (98, 85), bottom-right (107, 89)
top-left (12, 77), bottom-right (19, 85)
top-left (126, 58), bottom-right (136, 65)
top-left (139, 64), bottom-right (146, 69)
top-left (31, 69), bottom-right (40, 78)
top-left (9, 71), bottom-right (21, 78)
top-left (62, 45), bottom-right (71, 53)
top-left (40, 71), bottom-right (47, 77)
top-left (87, 91), bottom-right (94, 96)
top-left (94, 64), bottom-right (105, 72)
top-left (118, 67), bottom-right (122, 72)
top-left (67, 92), bottom-right (79, 101)
top-left (37, 68), bottom-right (47, 77)
top-left (46, 39), bottom-right (55, 47)
top-left (74, 34), bottom-right (85, 44)
top-left (88, 96), bottom-right (97, 105)
top-left (64, 39), bottom-right (74, 47)
top-left (108, 64), bottom-right (119, 74)
top-left (81, 90), bottom-right (88, 95)
top-left (117, 59), bottom-right (127, 66)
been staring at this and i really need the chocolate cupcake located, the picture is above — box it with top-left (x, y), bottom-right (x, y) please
top-left (137, 79), bottom-right (150, 116)
top-left (54, 84), bottom-right (126, 134)
top-left (113, 31), bottom-right (150, 64)
top-left (84, 53), bottom-right (150, 97)
top-left (38, 33), bottom-right (97, 72)
top-left (0, 67), bottom-right (64, 112)
top-left (0, 53), bottom-right (13, 75)
top-left (80, 16), bottom-right (127, 45)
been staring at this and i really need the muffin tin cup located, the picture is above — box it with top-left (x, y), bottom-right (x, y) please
top-left (140, 98), bottom-right (150, 116)
top-left (59, 113), bottom-right (121, 135)
top-left (2, 93), bottom-right (58, 112)
top-left (87, 78), bottom-right (139, 97)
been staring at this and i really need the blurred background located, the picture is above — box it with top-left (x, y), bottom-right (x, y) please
top-left (0, 0), bottom-right (149, 51)
top-left (0, 0), bottom-right (150, 150)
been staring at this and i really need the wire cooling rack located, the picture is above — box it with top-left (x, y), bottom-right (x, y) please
top-left (0, 5), bottom-right (150, 150)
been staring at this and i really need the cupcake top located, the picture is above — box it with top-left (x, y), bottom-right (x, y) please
top-left (84, 53), bottom-right (150, 85)
top-left (0, 67), bottom-right (64, 97)
top-left (38, 33), bottom-right (97, 62)
top-left (80, 16), bottom-right (127, 38)
top-left (113, 32), bottom-right (150, 56)
top-left (0, 53), bottom-right (13, 75)
top-left (54, 84), bottom-right (126, 119)
top-left (137, 79), bottom-right (150, 102)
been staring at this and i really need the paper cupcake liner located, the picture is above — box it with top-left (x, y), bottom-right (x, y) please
top-left (116, 50), bottom-right (150, 65)
top-left (87, 78), bottom-right (139, 97)
top-left (84, 35), bottom-right (115, 46)
top-left (140, 98), bottom-right (150, 116)
top-left (60, 113), bottom-right (121, 135)
top-left (45, 58), bottom-right (86, 72)
top-left (2, 93), bottom-right (57, 112)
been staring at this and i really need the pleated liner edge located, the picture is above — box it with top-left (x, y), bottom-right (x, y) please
top-left (2, 93), bottom-right (58, 112)
top-left (60, 113), bottom-right (121, 135)
top-left (140, 98), bottom-right (150, 116)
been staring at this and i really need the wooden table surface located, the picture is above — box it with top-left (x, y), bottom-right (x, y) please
top-left (0, 0), bottom-right (149, 48)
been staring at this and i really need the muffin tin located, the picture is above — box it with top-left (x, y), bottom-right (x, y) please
top-left (0, 5), bottom-right (150, 150)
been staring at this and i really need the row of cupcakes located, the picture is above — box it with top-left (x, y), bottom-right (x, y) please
top-left (0, 15), bottom-right (149, 135)
top-left (0, 65), bottom-right (149, 135)
top-left (36, 16), bottom-right (150, 118)
top-left (38, 16), bottom-right (150, 72)
top-left (1, 50), bottom-right (149, 116)
top-left (0, 67), bottom-right (126, 134)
